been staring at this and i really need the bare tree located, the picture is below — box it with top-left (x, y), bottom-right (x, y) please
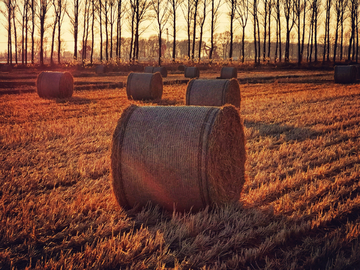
top-left (39, 0), bottom-right (50, 66)
top-left (181, 0), bottom-right (193, 58)
top-left (191, 0), bottom-right (200, 60)
top-left (274, 0), bottom-right (281, 62)
top-left (333, 0), bottom-right (347, 62)
top-left (227, 0), bottom-right (236, 59)
top-left (236, 0), bottom-right (248, 62)
top-left (348, 0), bottom-right (358, 61)
top-left (90, 0), bottom-right (95, 63)
top-left (197, 0), bottom-right (209, 60)
top-left (51, 0), bottom-right (60, 65)
top-left (66, 0), bottom-right (80, 60)
top-left (294, 0), bottom-right (306, 65)
top-left (130, 0), bottom-right (151, 61)
top-left (20, 0), bottom-right (30, 65)
top-left (168, 0), bottom-right (182, 61)
top-left (103, 0), bottom-right (109, 60)
top-left (81, 0), bottom-right (91, 62)
top-left (12, 1), bottom-right (18, 64)
top-left (209, 0), bottom-right (221, 60)
top-left (251, 0), bottom-right (259, 63)
top-left (31, 0), bottom-right (35, 63)
top-left (151, 0), bottom-right (170, 65)
top-left (1, 0), bottom-right (13, 64)
top-left (283, 0), bottom-right (295, 62)
top-left (108, 0), bottom-right (117, 59)
top-left (261, 0), bottom-right (269, 62)
top-left (322, 0), bottom-right (332, 62)
top-left (116, 0), bottom-right (124, 61)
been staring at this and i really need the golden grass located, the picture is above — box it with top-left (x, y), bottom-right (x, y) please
top-left (1, 79), bottom-right (360, 269)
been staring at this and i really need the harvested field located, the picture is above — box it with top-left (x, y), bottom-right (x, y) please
top-left (1, 69), bottom-right (360, 269)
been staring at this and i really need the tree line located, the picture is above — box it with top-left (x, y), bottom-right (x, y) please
top-left (1, 0), bottom-right (359, 67)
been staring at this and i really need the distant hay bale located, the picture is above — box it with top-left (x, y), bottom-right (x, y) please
top-left (95, 65), bottom-right (106, 74)
top-left (144, 66), bottom-right (154, 73)
top-left (111, 104), bottom-right (246, 212)
top-left (185, 67), bottom-right (200, 78)
top-left (220, 67), bottom-right (237, 79)
top-left (178, 65), bottom-right (186, 71)
top-left (126, 72), bottom-right (163, 100)
top-left (144, 66), bottom-right (168, 77)
top-left (334, 65), bottom-right (357, 83)
top-left (186, 78), bottom-right (241, 108)
top-left (36, 71), bottom-right (74, 98)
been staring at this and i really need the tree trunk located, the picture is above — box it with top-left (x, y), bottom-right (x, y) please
top-left (13, 5), bottom-right (18, 64)
top-left (191, 0), bottom-right (199, 60)
top-left (100, 0), bottom-right (103, 61)
top-left (57, 0), bottom-right (62, 64)
top-left (31, 0), bottom-right (34, 64)
top-left (51, 11), bottom-right (58, 65)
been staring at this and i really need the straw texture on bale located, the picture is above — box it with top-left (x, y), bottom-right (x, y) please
top-left (126, 72), bottom-right (163, 100)
top-left (185, 67), bottom-right (200, 78)
top-left (36, 71), bottom-right (74, 98)
top-left (220, 67), bottom-right (237, 79)
top-left (334, 65), bottom-right (357, 83)
top-left (95, 65), bottom-right (106, 74)
top-left (111, 104), bottom-right (246, 212)
top-left (186, 78), bottom-right (241, 108)
top-left (144, 66), bottom-right (168, 77)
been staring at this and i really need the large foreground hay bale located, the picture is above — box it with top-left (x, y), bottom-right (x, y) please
top-left (334, 65), bottom-right (357, 83)
top-left (36, 71), bottom-right (74, 98)
top-left (186, 79), bottom-right (241, 108)
top-left (111, 105), bottom-right (246, 212)
top-left (144, 66), bottom-right (168, 77)
top-left (185, 66), bottom-right (200, 78)
top-left (126, 72), bottom-right (163, 100)
top-left (220, 67), bottom-right (237, 79)
top-left (95, 64), bottom-right (106, 74)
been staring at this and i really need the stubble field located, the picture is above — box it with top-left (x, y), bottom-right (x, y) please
top-left (1, 69), bottom-right (360, 269)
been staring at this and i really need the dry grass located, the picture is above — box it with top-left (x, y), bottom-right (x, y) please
top-left (1, 77), bottom-right (360, 269)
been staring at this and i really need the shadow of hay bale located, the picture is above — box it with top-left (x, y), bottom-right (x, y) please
top-left (55, 96), bottom-right (94, 104)
top-left (244, 120), bottom-right (318, 142)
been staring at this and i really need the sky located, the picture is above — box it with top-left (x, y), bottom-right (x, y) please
top-left (0, 2), bottom-right (232, 55)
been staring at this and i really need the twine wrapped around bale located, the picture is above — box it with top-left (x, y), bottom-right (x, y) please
top-left (144, 66), bottom-right (168, 77)
top-left (185, 67), bottom-right (200, 78)
top-left (36, 71), bottom-right (74, 98)
top-left (334, 65), bottom-right (357, 83)
top-left (186, 78), bottom-right (241, 108)
top-left (220, 67), bottom-right (237, 79)
top-left (111, 104), bottom-right (246, 212)
top-left (126, 72), bottom-right (163, 100)
top-left (95, 65), bottom-right (106, 74)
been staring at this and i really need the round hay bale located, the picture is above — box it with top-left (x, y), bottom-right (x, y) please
top-left (220, 67), bottom-right (237, 79)
top-left (144, 66), bottom-right (168, 77)
top-left (126, 72), bottom-right (163, 100)
top-left (185, 66), bottom-right (200, 78)
top-left (186, 78), bottom-right (241, 108)
top-left (153, 67), bottom-right (167, 77)
top-left (334, 65), bottom-right (357, 83)
top-left (178, 65), bottom-right (186, 71)
top-left (111, 104), bottom-right (246, 212)
top-left (95, 64), bottom-right (106, 74)
top-left (144, 66), bottom-right (154, 73)
top-left (36, 71), bottom-right (74, 98)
